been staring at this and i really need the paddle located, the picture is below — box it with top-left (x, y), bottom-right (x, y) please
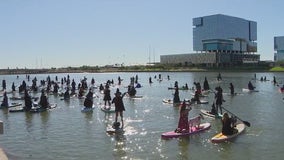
top-left (221, 106), bottom-right (251, 127)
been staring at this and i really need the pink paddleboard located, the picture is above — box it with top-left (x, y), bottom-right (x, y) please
top-left (161, 122), bottom-right (211, 139)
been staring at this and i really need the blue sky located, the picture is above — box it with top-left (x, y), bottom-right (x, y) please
top-left (0, 0), bottom-right (283, 69)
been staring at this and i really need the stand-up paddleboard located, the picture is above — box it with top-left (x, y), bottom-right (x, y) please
top-left (60, 94), bottom-right (76, 101)
top-left (162, 99), bottom-right (174, 104)
top-left (242, 88), bottom-right (259, 92)
top-left (190, 93), bottom-right (208, 98)
top-left (30, 104), bottom-right (57, 113)
top-left (106, 122), bottom-right (124, 135)
top-left (9, 96), bottom-right (24, 100)
top-left (126, 95), bottom-right (143, 99)
top-left (191, 100), bottom-right (209, 104)
top-left (106, 127), bottom-right (124, 135)
top-left (211, 123), bottom-right (245, 143)
top-left (168, 87), bottom-right (189, 91)
top-left (223, 92), bottom-right (242, 96)
top-left (162, 99), bottom-right (189, 107)
top-left (9, 107), bottom-right (25, 113)
top-left (161, 122), bottom-right (211, 139)
top-left (0, 102), bottom-right (22, 109)
top-left (81, 105), bottom-right (95, 112)
top-left (100, 105), bottom-right (115, 113)
top-left (200, 109), bottom-right (222, 119)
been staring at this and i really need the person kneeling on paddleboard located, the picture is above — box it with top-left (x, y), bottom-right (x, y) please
top-left (222, 113), bottom-right (238, 135)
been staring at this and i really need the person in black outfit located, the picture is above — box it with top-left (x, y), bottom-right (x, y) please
top-left (39, 90), bottom-right (49, 110)
top-left (248, 81), bottom-right (255, 90)
top-left (103, 85), bottom-right (111, 106)
top-left (215, 86), bottom-right (224, 114)
top-left (173, 88), bottom-right (180, 104)
top-left (12, 82), bottom-right (16, 92)
top-left (84, 89), bottom-right (93, 108)
top-left (229, 83), bottom-right (235, 95)
top-left (128, 85), bottom-right (136, 97)
top-left (0, 92), bottom-right (8, 107)
top-left (64, 88), bottom-right (70, 100)
top-left (112, 89), bottom-right (127, 128)
top-left (24, 89), bottom-right (33, 111)
top-left (203, 77), bottom-right (210, 90)
top-left (222, 113), bottom-right (237, 135)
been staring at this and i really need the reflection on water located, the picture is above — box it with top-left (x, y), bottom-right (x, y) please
top-left (25, 112), bottom-right (33, 133)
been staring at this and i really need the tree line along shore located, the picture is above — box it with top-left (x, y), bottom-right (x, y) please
top-left (0, 64), bottom-right (283, 75)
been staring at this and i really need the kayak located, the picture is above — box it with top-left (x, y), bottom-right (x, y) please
top-left (211, 123), bottom-right (245, 143)
top-left (81, 105), bottom-right (95, 112)
top-left (100, 105), bottom-right (115, 113)
top-left (200, 109), bottom-right (222, 119)
top-left (242, 88), bottom-right (259, 92)
top-left (161, 122), bottom-right (211, 139)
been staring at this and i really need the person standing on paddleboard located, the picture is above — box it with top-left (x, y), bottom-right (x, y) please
top-left (229, 83), bottom-right (235, 95)
top-left (84, 89), bottom-right (93, 108)
top-left (0, 91), bottom-right (8, 107)
top-left (215, 86), bottom-right (224, 114)
top-left (24, 89), bottom-right (32, 111)
top-left (103, 84), bottom-right (111, 107)
top-left (173, 87), bottom-right (180, 104)
top-left (112, 89), bottom-right (127, 128)
top-left (39, 89), bottom-right (49, 110)
top-left (175, 100), bottom-right (192, 133)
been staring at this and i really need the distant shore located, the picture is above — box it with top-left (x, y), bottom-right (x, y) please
top-left (0, 65), bottom-right (283, 75)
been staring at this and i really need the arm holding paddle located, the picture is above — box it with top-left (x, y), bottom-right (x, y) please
top-left (221, 106), bottom-right (251, 127)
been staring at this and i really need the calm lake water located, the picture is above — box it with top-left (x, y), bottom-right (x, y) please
top-left (0, 72), bottom-right (283, 160)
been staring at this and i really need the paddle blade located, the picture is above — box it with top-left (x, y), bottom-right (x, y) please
top-left (243, 121), bottom-right (251, 127)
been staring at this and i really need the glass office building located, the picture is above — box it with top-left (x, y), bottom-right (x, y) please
top-left (160, 14), bottom-right (260, 66)
top-left (193, 14), bottom-right (257, 53)
top-left (274, 36), bottom-right (284, 61)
